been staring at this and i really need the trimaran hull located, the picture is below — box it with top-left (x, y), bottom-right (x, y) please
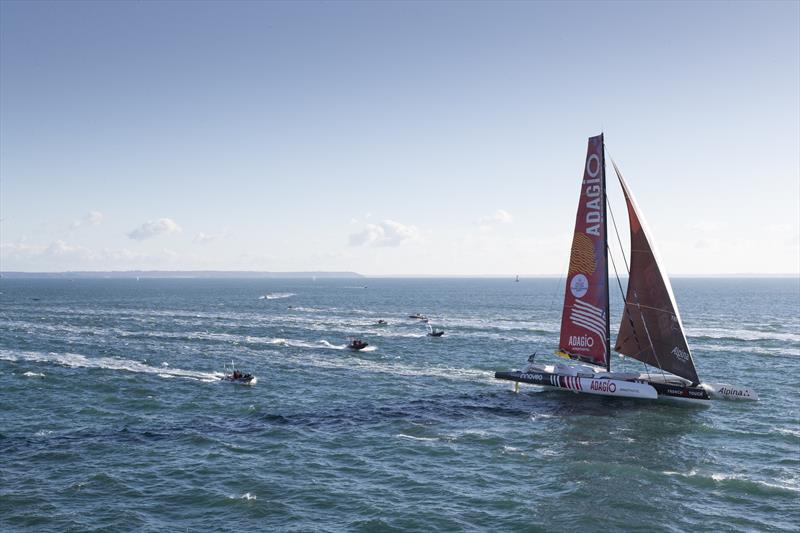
top-left (495, 367), bottom-right (757, 402)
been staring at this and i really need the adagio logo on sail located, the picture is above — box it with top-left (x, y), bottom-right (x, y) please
top-left (568, 334), bottom-right (594, 349)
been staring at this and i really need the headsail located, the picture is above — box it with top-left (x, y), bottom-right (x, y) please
top-left (612, 161), bottom-right (700, 384)
top-left (558, 134), bottom-right (609, 367)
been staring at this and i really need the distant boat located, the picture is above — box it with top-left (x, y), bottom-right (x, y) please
top-left (376, 319), bottom-right (388, 326)
top-left (515, 275), bottom-right (519, 282)
top-left (495, 134), bottom-right (757, 402)
top-left (221, 361), bottom-right (257, 385)
top-left (408, 314), bottom-right (427, 320)
top-left (347, 337), bottom-right (369, 350)
top-left (426, 323), bottom-right (444, 337)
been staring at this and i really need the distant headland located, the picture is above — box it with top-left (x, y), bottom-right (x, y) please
top-left (0, 271), bottom-right (364, 279)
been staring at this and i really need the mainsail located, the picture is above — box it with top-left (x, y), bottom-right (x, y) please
top-left (612, 161), bottom-right (700, 384)
top-left (558, 134), bottom-right (609, 367)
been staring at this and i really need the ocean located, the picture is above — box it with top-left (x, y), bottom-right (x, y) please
top-left (1, 277), bottom-right (798, 532)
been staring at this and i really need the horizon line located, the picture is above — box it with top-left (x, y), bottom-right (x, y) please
top-left (1, 270), bottom-right (798, 279)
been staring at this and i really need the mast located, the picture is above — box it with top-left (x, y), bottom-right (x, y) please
top-left (601, 134), bottom-right (611, 372)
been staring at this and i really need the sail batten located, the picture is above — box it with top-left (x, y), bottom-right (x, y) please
top-left (558, 135), bottom-right (608, 367)
top-left (611, 160), bottom-right (700, 384)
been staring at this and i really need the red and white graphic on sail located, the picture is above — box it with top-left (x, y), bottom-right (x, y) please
top-left (558, 134), bottom-right (608, 366)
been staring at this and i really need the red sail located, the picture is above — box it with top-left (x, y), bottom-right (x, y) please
top-left (558, 135), bottom-right (608, 366)
top-left (612, 161), bottom-right (700, 384)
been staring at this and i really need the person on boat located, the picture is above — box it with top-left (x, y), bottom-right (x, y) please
top-left (233, 369), bottom-right (241, 379)
top-left (524, 353), bottom-right (537, 372)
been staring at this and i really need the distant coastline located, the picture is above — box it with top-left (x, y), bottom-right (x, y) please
top-left (0, 271), bottom-right (364, 279)
top-left (1, 271), bottom-right (796, 279)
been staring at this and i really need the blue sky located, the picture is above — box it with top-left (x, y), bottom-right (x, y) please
top-left (1, 0), bottom-right (798, 275)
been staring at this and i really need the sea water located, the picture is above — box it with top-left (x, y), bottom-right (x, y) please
top-left (0, 277), bottom-right (798, 531)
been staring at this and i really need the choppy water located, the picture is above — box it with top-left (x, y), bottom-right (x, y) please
top-left (1, 277), bottom-right (798, 531)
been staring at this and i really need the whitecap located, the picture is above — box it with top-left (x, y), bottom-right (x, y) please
top-left (688, 327), bottom-right (800, 343)
top-left (395, 434), bottom-right (438, 442)
top-left (776, 427), bottom-right (800, 438)
top-left (263, 293), bottom-right (295, 300)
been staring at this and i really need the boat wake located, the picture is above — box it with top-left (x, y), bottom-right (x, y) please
top-left (0, 349), bottom-right (223, 382)
top-left (259, 292), bottom-right (296, 300)
top-left (300, 353), bottom-right (493, 383)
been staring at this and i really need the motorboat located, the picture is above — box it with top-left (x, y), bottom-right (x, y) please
top-left (347, 337), bottom-right (369, 350)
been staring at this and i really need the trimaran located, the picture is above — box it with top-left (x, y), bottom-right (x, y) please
top-left (495, 134), bottom-right (757, 402)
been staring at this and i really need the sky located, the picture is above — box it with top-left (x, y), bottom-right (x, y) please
top-left (1, 0), bottom-right (798, 276)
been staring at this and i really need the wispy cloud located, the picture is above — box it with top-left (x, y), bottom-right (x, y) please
top-left (479, 209), bottom-right (513, 226)
top-left (1, 239), bottom-right (179, 269)
top-left (349, 220), bottom-right (420, 247)
top-left (193, 232), bottom-right (217, 244)
top-left (127, 218), bottom-right (182, 240)
top-left (71, 211), bottom-right (104, 229)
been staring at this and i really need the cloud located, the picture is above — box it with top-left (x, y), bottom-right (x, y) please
top-left (127, 218), bottom-right (182, 240)
top-left (1, 238), bottom-right (179, 270)
top-left (71, 211), bottom-right (104, 229)
top-left (193, 232), bottom-right (217, 244)
top-left (479, 209), bottom-right (513, 226)
top-left (44, 240), bottom-right (92, 259)
top-left (349, 220), bottom-right (420, 247)
top-left (1, 240), bottom-right (46, 257)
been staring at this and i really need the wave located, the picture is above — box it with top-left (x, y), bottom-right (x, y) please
top-left (0, 349), bottom-right (222, 382)
top-left (395, 434), bottom-right (438, 442)
top-left (259, 293), bottom-right (295, 300)
top-left (775, 427), bottom-right (800, 438)
top-left (699, 343), bottom-right (799, 357)
top-left (662, 469), bottom-right (799, 495)
top-left (688, 327), bottom-right (800, 343)
top-left (228, 493), bottom-right (257, 501)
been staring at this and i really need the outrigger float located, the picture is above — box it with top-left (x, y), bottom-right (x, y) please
top-left (495, 134), bottom-right (757, 403)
